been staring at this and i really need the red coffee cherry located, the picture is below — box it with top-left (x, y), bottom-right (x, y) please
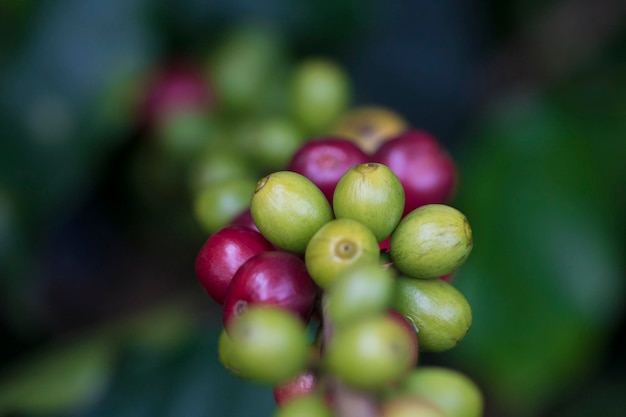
top-left (195, 226), bottom-right (274, 304)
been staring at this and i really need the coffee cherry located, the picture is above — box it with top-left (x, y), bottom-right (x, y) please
top-left (333, 163), bottom-right (405, 242)
top-left (208, 23), bottom-right (286, 113)
top-left (218, 327), bottom-right (247, 377)
top-left (273, 394), bottom-right (333, 417)
top-left (154, 110), bottom-right (217, 160)
top-left (330, 106), bottom-right (409, 154)
top-left (373, 130), bottom-right (456, 215)
top-left (305, 218), bottom-right (379, 290)
top-left (325, 314), bottom-right (416, 389)
top-left (195, 225), bottom-right (274, 304)
top-left (228, 208), bottom-right (260, 232)
top-left (251, 171), bottom-right (333, 253)
top-left (327, 263), bottom-right (394, 327)
top-left (289, 58), bottom-right (351, 135)
top-left (381, 397), bottom-right (445, 417)
top-left (223, 251), bottom-right (317, 328)
top-left (287, 137), bottom-right (369, 202)
top-left (391, 276), bottom-right (472, 352)
top-left (140, 61), bottom-right (214, 129)
top-left (390, 204), bottom-right (472, 279)
top-left (227, 306), bottom-right (310, 384)
top-left (187, 145), bottom-right (254, 194)
top-left (193, 176), bottom-right (257, 233)
top-left (387, 309), bottom-right (419, 366)
top-left (234, 117), bottom-right (304, 172)
top-left (399, 366), bottom-right (483, 417)
top-left (273, 371), bottom-right (318, 407)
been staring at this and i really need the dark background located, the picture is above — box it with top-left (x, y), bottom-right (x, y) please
top-left (1, 0), bottom-right (625, 416)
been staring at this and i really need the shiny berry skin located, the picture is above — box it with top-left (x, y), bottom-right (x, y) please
top-left (305, 218), bottom-right (380, 290)
top-left (251, 171), bottom-right (333, 253)
top-left (333, 162), bottom-right (405, 243)
top-left (287, 137), bottom-right (369, 202)
top-left (223, 251), bottom-right (318, 329)
top-left (390, 204), bottom-right (472, 279)
top-left (391, 276), bottom-right (472, 352)
top-left (195, 226), bottom-right (274, 304)
top-left (373, 130), bottom-right (456, 216)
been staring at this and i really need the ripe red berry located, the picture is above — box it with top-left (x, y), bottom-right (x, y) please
top-left (373, 130), bottom-right (457, 216)
top-left (195, 226), bottom-right (274, 305)
top-left (229, 208), bottom-right (260, 232)
top-left (287, 137), bottom-right (369, 202)
top-left (223, 251), bottom-right (318, 329)
top-left (139, 61), bottom-right (213, 128)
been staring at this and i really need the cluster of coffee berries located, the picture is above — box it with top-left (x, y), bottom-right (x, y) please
top-left (195, 128), bottom-right (482, 416)
top-left (126, 22), bottom-right (359, 234)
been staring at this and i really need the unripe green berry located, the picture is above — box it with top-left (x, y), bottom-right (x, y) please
top-left (305, 218), bottom-right (379, 289)
top-left (399, 366), bottom-right (483, 417)
top-left (382, 397), bottom-right (446, 417)
top-left (333, 163), bottom-right (405, 242)
top-left (391, 276), bottom-right (472, 352)
top-left (390, 204), bottom-right (472, 279)
top-left (194, 177), bottom-right (257, 233)
top-left (273, 394), bottom-right (334, 417)
top-left (327, 263), bottom-right (394, 327)
top-left (325, 314), bottom-right (415, 389)
top-left (251, 171), bottom-right (333, 253)
top-left (227, 306), bottom-right (310, 384)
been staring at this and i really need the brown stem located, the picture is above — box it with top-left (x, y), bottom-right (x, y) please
top-left (320, 295), bottom-right (380, 417)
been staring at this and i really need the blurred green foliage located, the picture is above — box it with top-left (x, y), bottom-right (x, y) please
top-left (450, 86), bottom-right (626, 416)
top-left (1, 1), bottom-right (626, 417)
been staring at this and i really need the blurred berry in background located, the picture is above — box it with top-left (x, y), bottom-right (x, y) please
top-left (1, 0), bottom-right (625, 416)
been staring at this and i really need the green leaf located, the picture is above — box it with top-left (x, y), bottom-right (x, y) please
top-left (448, 93), bottom-right (625, 416)
top-left (0, 336), bottom-right (115, 415)
top-left (81, 326), bottom-right (277, 417)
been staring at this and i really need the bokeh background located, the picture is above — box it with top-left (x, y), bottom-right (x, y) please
top-left (1, 0), bottom-right (625, 416)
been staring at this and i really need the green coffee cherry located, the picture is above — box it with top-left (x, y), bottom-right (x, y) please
top-left (327, 263), bottom-right (394, 327)
top-left (247, 117), bottom-right (304, 171)
top-left (305, 218), bottom-right (380, 289)
top-left (333, 163), bottom-right (405, 242)
top-left (289, 58), bottom-right (351, 135)
top-left (193, 177), bottom-right (257, 233)
top-left (390, 204), bottom-right (472, 279)
top-left (273, 394), bottom-right (333, 417)
top-left (399, 367), bottom-right (483, 417)
top-left (154, 110), bottom-right (217, 160)
top-left (208, 23), bottom-right (286, 113)
top-left (391, 276), bottom-right (472, 352)
top-left (187, 145), bottom-right (254, 194)
top-left (218, 328), bottom-right (246, 377)
top-left (325, 315), bottom-right (415, 390)
top-left (382, 397), bottom-right (446, 417)
top-left (227, 306), bottom-right (310, 384)
top-left (251, 171), bottom-right (333, 253)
